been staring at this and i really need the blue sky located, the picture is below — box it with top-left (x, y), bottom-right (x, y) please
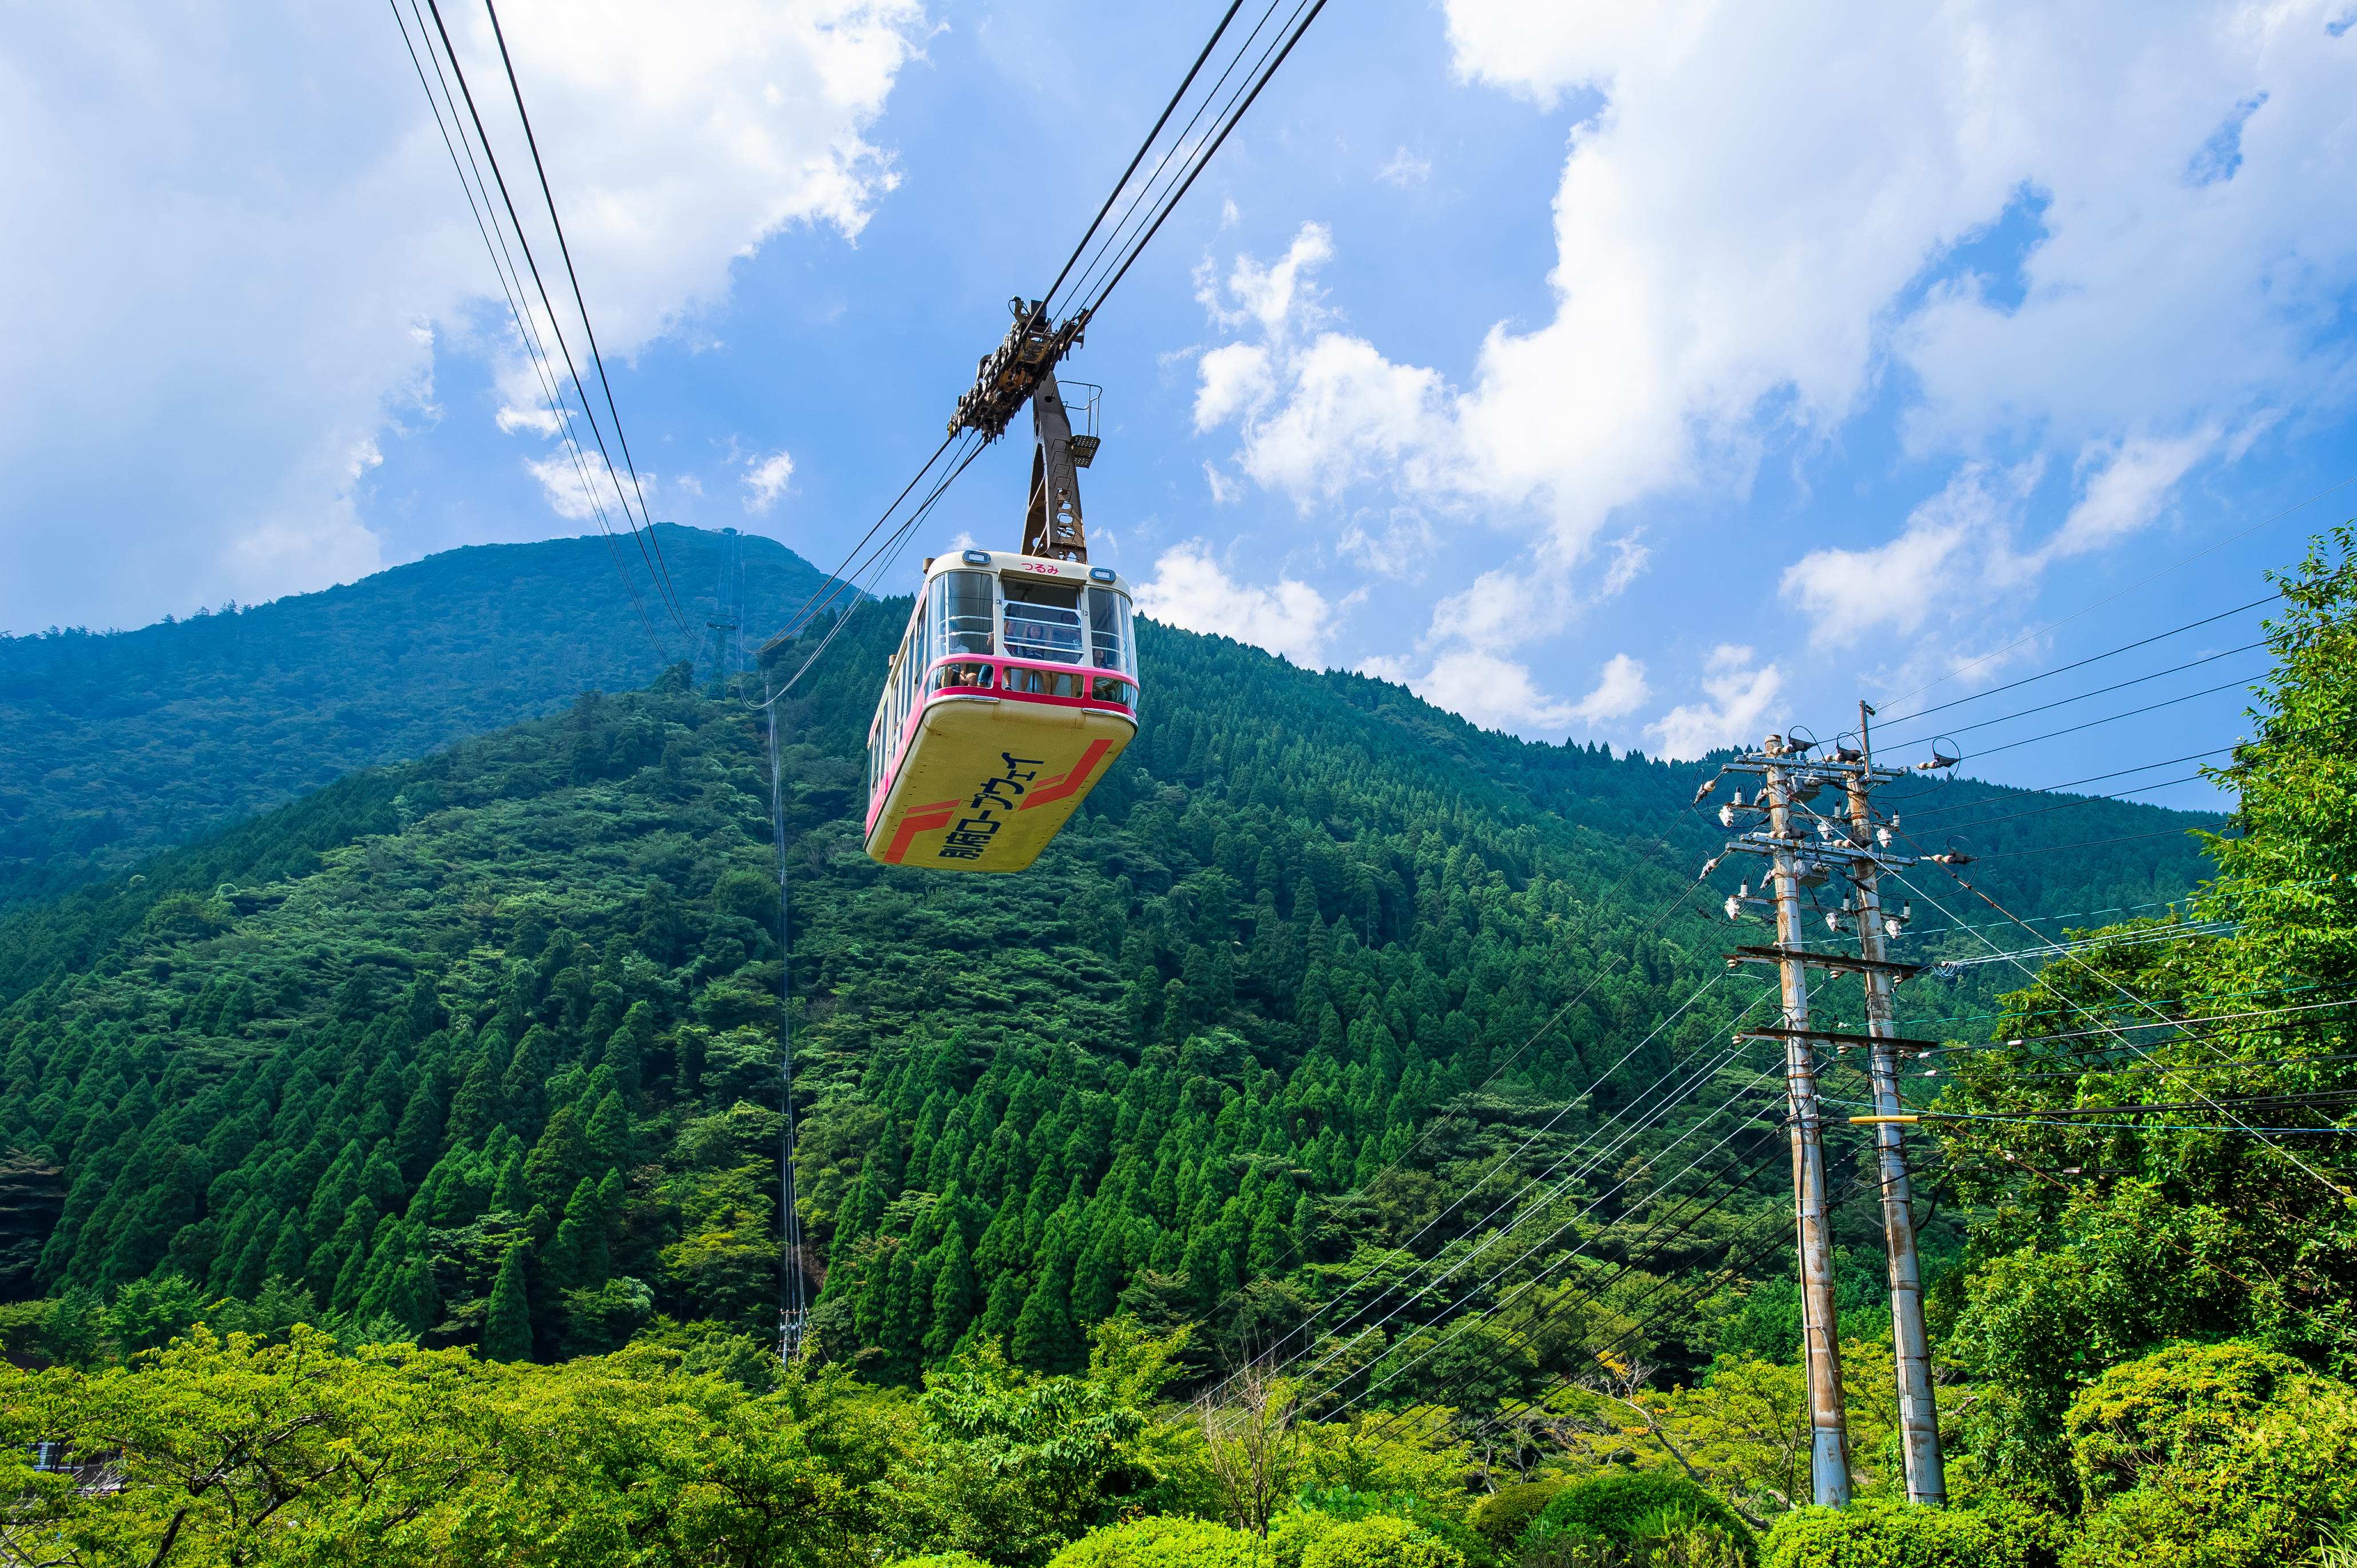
top-left (7, 1), bottom-right (2357, 815)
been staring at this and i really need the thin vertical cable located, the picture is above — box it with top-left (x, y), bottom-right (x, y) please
top-left (764, 662), bottom-right (808, 1356)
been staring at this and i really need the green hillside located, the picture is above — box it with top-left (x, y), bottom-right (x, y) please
top-left (0, 571), bottom-right (2221, 1400)
top-left (0, 524), bottom-right (837, 910)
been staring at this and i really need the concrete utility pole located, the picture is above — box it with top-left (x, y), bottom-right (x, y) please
top-left (1757, 736), bottom-right (1851, 1507)
top-left (1845, 704), bottom-right (1946, 1504)
top-left (1701, 724), bottom-right (1940, 1509)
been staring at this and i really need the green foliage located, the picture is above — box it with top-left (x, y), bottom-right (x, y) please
top-left (1474, 1480), bottom-right (1565, 1550)
top-left (1047, 1517), bottom-right (1270, 1568)
top-left (1299, 1514), bottom-right (1465, 1568)
top-left (0, 1323), bottom-right (921, 1567)
top-left (1526, 1474), bottom-right (1754, 1562)
top-left (1931, 527), bottom-right (2357, 1510)
top-left (2062, 1339), bottom-right (2310, 1502)
top-left (1759, 1500), bottom-right (2030, 1568)
top-left (0, 525), bottom-right (835, 912)
top-left (2050, 1343), bottom-right (2357, 1566)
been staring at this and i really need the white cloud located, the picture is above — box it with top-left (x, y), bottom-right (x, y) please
top-left (1132, 541), bottom-right (1337, 665)
top-left (1570, 653), bottom-right (1651, 724)
top-left (1182, 2), bottom-right (2357, 683)
top-left (1646, 645), bottom-right (1785, 760)
top-left (526, 450), bottom-right (627, 522)
top-left (1194, 343), bottom-right (1274, 431)
top-left (1781, 462), bottom-right (2036, 646)
top-left (1779, 430), bottom-right (2222, 650)
top-left (0, 0), bottom-right (926, 632)
top-left (1198, 222), bottom-right (1334, 335)
top-left (2043, 430), bottom-right (2218, 561)
top-left (743, 450), bottom-right (796, 512)
top-left (1413, 650), bottom-right (1579, 731)
top-left (1377, 148), bottom-right (1432, 186)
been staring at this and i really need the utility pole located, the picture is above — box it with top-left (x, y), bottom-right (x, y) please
top-left (1845, 703), bottom-right (1946, 1504)
top-left (1761, 736), bottom-right (1850, 1507)
top-left (1711, 732), bottom-right (1852, 1506)
top-left (1701, 720), bottom-right (1940, 1511)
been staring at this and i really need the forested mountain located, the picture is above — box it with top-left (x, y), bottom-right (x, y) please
top-left (0, 567), bottom-right (2221, 1399)
top-left (11, 509), bottom-right (2338, 1563)
top-left (0, 525), bottom-right (834, 910)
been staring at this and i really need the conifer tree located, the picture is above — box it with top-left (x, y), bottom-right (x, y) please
top-left (523, 1105), bottom-right (588, 1212)
top-left (482, 1240), bottom-right (533, 1361)
top-left (583, 1090), bottom-right (630, 1171)
top-left (599, 1002), bottom-right (655, 1101)
top-left (390, 1060), bottom-right (449, 1184)
top-left (444, 1039), bottom-right (505, 1149)
top-left (924, 1230), bottom-right (977, 1361)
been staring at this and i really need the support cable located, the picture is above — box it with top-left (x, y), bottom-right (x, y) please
top-left (422, 0), bottom-right (682, 633)
top-left (1888, 856), bottom-right (2351, 1197)
top-left (1076, 0), bottom-right (1328, 319)
top-left (483, 0), bottom-right (686, 627)
top-left (1039, 0), bottom-right (1249, 309)
top-left (1279, 1055), bottom-right (1786, 1411)
top-left (1877, 472), bottom-right (2356, 714)
top-left (392, 0), bottom-right (668, 656)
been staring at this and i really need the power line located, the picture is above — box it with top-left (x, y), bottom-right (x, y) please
top-left (1948, 674), bottom-right (2259, 765)
top-left (1877, 642), bottom-right (2267, 748)
top-left (1039, 1), bottom-right (1249, 309)
top-left (392, 0), bottom-right (671, 657)
top-left (1888, 856), bottom-right (2351, 1197)
top-left (1875, 594), bottom-right (2278, 730)
top-left (1195, 867), bottom-right (1750, 1407)
top-left (482, 0), bottom-right (685, 628)
top-left (1301, 1066), bottom-right (1789, 1420)
top-left (420, 0), bottom-right (684, 635)
top-left (1947, 825), bottom-right (2224, 863)
top-left (1877, 471), bottom-right (2355, 714)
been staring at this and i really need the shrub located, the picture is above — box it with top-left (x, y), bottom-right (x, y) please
top-left (1473, 1483), bottom-right (1564, 1552)
top-left (1760, 1500), bottom-right (2029, 1568)
top-left (1048, 1517), bottom-right (1270, 1568)
top-left (2061, 1374), bottom-right (2357, 1567)
top-left (1524, 1475), bottom-right (1754, 1564)
top-left (890, 1556), bottom-right (997, 1568)
top-left (1300, 1516), bottom-right (1466, 1568)
top-left (1294, 1486), bottom-right (1486, 1566)
top-left (1268, 1509), bottom-right (1338, 1568)
top-left (2061, 1339), bottom-right (2308, 1502)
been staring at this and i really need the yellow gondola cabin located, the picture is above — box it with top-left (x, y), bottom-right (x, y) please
top-left (862, 549), bottom-right (1139, 872)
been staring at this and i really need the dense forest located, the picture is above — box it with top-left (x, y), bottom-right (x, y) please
top-left (4, 522), bottom-right (2319, 1566)
top-left (0, 524), bottom-right (827, 910)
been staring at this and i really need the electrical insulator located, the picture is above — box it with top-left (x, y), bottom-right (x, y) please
top-left (1738, 882), bottom-right (1749, 899)
top-left (1883, 917), bottom-right (1902, 939)
top-left (1718, 804), bottom-right (1736, 828)
top-left (1732, 790), bottom-right (1745, 807)
top-left (1723, 895), bottom-right (1743, 922)
top-left (1900, 902), bottom-right (1912, 923)
top-left (1876, 826), bottom-right (1892, 848)
top-left (1825, 910), bottom-right (1843, 932)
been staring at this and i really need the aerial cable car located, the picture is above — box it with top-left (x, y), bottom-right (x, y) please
top-left (863, 299), bottom-right (1140, 872)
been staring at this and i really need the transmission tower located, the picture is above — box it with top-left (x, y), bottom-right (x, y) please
top-left (1703, 722), bottom-right (1943, 1507)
